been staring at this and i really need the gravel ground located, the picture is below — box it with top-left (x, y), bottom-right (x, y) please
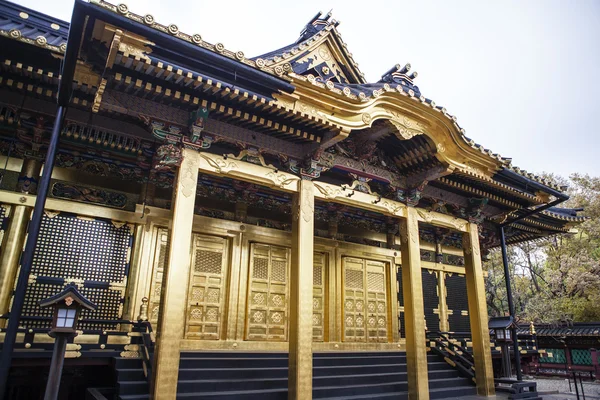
top-left (527, 376), bottom-right (600, 398)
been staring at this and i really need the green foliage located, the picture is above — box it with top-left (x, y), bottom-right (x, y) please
top-left (485, 174), bottom-right (600, 324)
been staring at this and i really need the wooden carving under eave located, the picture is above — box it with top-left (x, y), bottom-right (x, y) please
top-left (281, 148), bottom-right (335, 180)
top-left (188, 106), bottom-right (209, 143)
top-left (396, 183), bottom-right (427, 207)
top-left (139, 114), bottom-right (214, 151)
top-left (152, 143), bottom-right (183, 173)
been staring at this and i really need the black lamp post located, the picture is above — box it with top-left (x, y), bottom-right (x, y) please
top-left (39, 283), bottom-right (96, 400)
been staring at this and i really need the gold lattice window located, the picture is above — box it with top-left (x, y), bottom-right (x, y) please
top-left (343, 257), bottom-right (389, 343)
top-left (246, 243), bottom-right (290, 341)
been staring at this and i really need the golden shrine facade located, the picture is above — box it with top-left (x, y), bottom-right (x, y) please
top-left (0, 1), bottom-right (585, 399)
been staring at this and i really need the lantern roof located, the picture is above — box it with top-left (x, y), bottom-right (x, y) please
top-left (488, 316), bottom-right (517, 330)
top-left (39, 282), bottom-right (97, 311)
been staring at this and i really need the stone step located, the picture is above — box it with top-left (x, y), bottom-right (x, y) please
top-left (177, 377), bottom-right (287, 393)
top-left (114, 357), bottom-right (143, 369)
top-left (117, 381), bottom-right (150, 396)
top-left (176, 388), bottom-right (288, 399)
top-left (313, 381), bottom-right (409, 398)
top-left (180, 351), bottom-right (287, 359)
top-left (117, 368), bottom-right (146, 382)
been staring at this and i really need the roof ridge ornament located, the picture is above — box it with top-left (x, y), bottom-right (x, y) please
top-left (380, 63), bottom-right (418, 85)
top-left (297, 11), bottom-right (339, 43)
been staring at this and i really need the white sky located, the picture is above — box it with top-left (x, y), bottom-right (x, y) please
top-left (17, 0), bottom-right (600, 178)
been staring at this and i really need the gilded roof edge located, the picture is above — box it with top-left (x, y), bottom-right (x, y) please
top-left (0, 0), bottom-right (569, 194)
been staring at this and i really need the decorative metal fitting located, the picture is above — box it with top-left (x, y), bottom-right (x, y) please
top-left (137, 297), bottom-right (149, 321)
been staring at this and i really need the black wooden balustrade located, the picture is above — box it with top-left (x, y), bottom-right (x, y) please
top-left (427, 331), bottom-right (476, 382)
top-left (137, 320), bottom-right (154, 387)
top-left (0, 316), bottom-right (152, 358)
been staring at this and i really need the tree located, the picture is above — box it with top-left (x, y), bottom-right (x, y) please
top-left (485, 174), bottom-right (600, 324)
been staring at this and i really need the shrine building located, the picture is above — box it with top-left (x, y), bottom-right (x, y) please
top-left (0, 1), bottom-right (586, 399)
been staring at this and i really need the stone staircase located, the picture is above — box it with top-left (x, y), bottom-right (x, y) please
top-left (113, 357), bottom-right (150, 400)
top-left (166, 351), bottom-right (477, 399)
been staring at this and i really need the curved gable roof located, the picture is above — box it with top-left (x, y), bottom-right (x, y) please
top-left (253, 11), bottom-right (366, 85)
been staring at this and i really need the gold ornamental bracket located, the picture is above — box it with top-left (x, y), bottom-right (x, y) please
top-left (194, 151), bottom-right (473, 232)
top-left (89, 22), bottom-right (154, 113)
top-left (312, 181), bottom-right (470, 232)
top-left (91, 22), bottom-right (154, 63)
top-left (72, 62), bottom-right (102, 89)
top-left (414, 209), bottom-right (469, 233)
top-left (313, 181), bottom-right (406, 218)
top-left (196, 152), bottom-right (300, 193)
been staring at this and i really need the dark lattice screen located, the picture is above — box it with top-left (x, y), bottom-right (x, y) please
top-left (446, 273), bottom-right (471, 333)
top-left (422, 269), bottom-right (439, 332)
top-left (396, 265), bottom-right (405, 339)
top-left (22, 212), bottom-right (132, 330)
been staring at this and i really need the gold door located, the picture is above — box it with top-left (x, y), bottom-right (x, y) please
top-left (313, 252), bottom-right (326, 342)
top-left (343, 257), bottom-right (389, 342)
top-left (185, 234), bottom-right (229, 340)
top-left (148, 228), bottom-right (169, 324)
top-left (365, 259), bottom-right (388, 342)
top-left (246, 243), bottom-right (289, 341)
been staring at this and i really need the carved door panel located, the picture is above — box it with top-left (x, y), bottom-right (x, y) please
top-left (149, 228), bottom-right (169, 324)
top-left (313, 252), bottom-right (326, 342)
top-left (185, 234), bottom-right (229, 340)
top-left (343, 257), bottom-right (366, 342)
top-left (246, 243), bottom-right (290, 341)
top-left (343, 257), bottom-right (388, 342)
top-left (365, 260), bottom-right (388, 342)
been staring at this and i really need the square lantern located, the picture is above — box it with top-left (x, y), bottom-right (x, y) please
top-left (489, 316), bottom-right (517, 343)
top-left (39, 283), bottom-right (97, 337)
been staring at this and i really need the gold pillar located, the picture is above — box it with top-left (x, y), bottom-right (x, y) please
top-left (0, 206), bottom-right (30, 328)
top-left (235, 201), bottom-right (248, 222)
top-left (140, 181), bottom-right (156, 206)
top-left (17, 158), bottom-right (42, 194)
top-left (386, 232), bottom-right (396, 249)
top-left (438, 272), bottom-right (449, 332)
top-left (463, 223), bottom-right (495, 396)
top-left (386, 219), bottom-right (397, 249)
top-left (289, 179), bottom-right (314, 400)
top-left (327, 219), bottom-right (338, 239)
top-left (152, 148), bottom-right (200, 399)
top-left (399, 207), bottom-right (429, 400)
top-left (121, 224), bottom-right (144, 322)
